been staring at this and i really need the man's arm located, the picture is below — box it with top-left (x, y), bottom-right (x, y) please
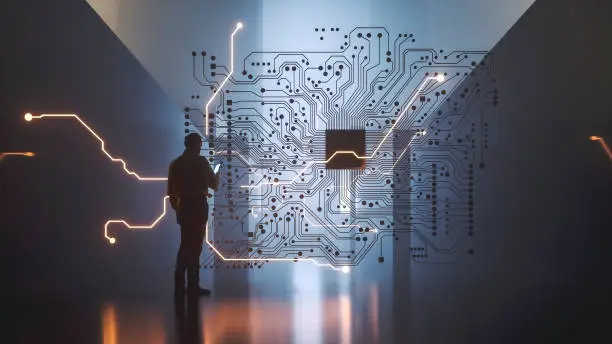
top-left (201, 157), bottom-right (219, 192)
top-left (167, 161), bottom-right (179, 209)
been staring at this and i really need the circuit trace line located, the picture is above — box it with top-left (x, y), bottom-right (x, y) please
top-left (104, 196), bottom-right (170, 244)
top-left (103, 194), bottom-right (347, 272)
top-left (22, 22), bottom-right (463, 274)
top-left (0, 151), bottom-right (35, 162)
top-left (24, 113), bottom-right (167, 181)
top-left (241, 75), bottom-right (444, 189)
top-left (591, 136), bottom-right (612, 160)
top-left (205, 22), bottom-right (243, 134)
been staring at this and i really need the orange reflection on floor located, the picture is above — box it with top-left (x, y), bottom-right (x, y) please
top-left (201, 297), bottom-right (355, 344)
top-left (97, 290), bottom-right (380, 344)
top-left (102, 304), bottom-right (117, 344)
top-left (340, 294), bottom-right (352, 344)
top-left (101, 303), bottom-right (166, 344)
top-left (202, 299), bottom-right (292, 344)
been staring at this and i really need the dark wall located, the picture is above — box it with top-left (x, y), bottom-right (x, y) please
top-left (409, 0), bottom-right (612, 342)
top-left (1, 0), bottom-right (183, 295)
top-left (486, 0), bottom-right (612, 338)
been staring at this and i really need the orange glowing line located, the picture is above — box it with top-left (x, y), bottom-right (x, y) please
top-left (103, 195), bottom-right (346, 271)
top-left (24, 113), bottom-right (167, 181)
top-left (0, 151), bottom-right (35, 161)
top-left (205, 23), bottom-right (243, 134)
top-left (591, 136), bottom-right (612, 160)
top-left (104, 196), bottom-right (170, 244)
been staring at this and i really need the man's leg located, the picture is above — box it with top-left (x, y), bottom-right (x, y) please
top-left (186, 200), bottom-right (209, 294)
top-left (175, 225), bottom-right (188, 293)
top-left (186, 223), bottom-right (208, 293)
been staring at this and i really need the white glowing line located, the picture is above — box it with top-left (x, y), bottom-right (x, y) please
top-left (392, 146), bottom-right (411, 169)
top-left (103, 195), bottom-right (346, 271)
top-left (24, 114), bottom-right (167, 181)
top-left (211, 149), bottom-right (251, 165)
top-left (371, 79), bottom-right (435, 155)
top-left (242, 77), bottom-right (440, 189)
top-left (205, 222), bottom-right (345, 271)
top-left (205, 23), bottom-right (243, 134)
top-left (392, 130), bottom-right (425, 169)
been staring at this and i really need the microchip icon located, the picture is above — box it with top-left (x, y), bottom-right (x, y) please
top-left (325, 130), bottom-right (366, 169)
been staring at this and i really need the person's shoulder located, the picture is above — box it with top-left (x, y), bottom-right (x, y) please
top-left (170, 155), bottom-right (185, 167)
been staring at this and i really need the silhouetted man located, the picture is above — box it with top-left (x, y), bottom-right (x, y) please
top-left (168, 133), bottom-right (219, 295)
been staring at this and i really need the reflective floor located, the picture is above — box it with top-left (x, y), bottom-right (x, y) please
top-left (12, 263), bottom-right (403, 344)
top-left (11, 252), bottom-right (611, 344)
top-left (11, 230), bottom-right (608, 344)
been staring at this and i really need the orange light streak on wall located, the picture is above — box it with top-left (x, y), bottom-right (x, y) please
top-left (104, 196), bottom-right (169, 244)
top-left (590, 136), bottom-right (612, 160)
top-left (24, 113), bottom-right (166, 181)
top-left (0, 151), bottom-right (35, 163)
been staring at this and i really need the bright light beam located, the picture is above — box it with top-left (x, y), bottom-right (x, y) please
top-left (591, 136), bottom-right (612, 161)
top-left (205, 22), bottom-right (243, 135)
top-left (24, 113), bottom-right (167, 181)
top-left (242, 75), bottom-right (443, 189)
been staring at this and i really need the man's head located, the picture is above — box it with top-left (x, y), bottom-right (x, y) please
top-left (184, 132), bottom-right (203, 152)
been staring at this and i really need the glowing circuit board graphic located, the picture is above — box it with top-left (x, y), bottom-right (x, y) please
top-left (23, 111), bottom-right (349, 272)
top-left (24, 23), bottom-right (497, 271)
top-left (185, 24), bottom-right (498, 268)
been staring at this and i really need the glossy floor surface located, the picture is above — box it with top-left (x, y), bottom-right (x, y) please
top-left (9, 246), bottom-right (612, 344)
top-left (12, 263), bottom-right (407, 344)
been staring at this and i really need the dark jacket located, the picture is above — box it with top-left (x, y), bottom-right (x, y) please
top-left (167, 150), bottom-right (218, 209)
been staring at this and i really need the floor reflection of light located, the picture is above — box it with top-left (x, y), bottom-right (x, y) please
top-left (339, 274), bottom-right (352, 344)
top-left (293, 263), bottom-right (323, 344)
top-left (100, 303), bottom-right (166, 344)
top-left (202, 301), bottom-right (251, 343)
top-left (102, 304), bottom-right (117, 344)
top-left (591, 136), bottom-right (612, 160)
top-left (201, 299), bottom-right (291, 344)
top-left (370, 283), bottom-right (379, 343)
